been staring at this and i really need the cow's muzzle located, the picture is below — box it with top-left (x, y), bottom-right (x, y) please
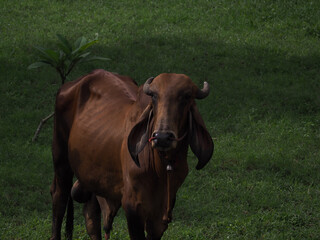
top-left (149, 131), bottom-right (177, 151)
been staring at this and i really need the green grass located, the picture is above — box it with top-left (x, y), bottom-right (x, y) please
top-left (1, 0), bottom-right (320, 239)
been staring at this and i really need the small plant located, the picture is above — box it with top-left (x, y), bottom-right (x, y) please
top-left (28, 34), bottom-right (109, 84)
top-left (29, 34), bottom-right (110, 141)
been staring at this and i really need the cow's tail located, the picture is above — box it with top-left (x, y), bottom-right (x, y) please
top-left (65, 195), bottom-right (74, 240)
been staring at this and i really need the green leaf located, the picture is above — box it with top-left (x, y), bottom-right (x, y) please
top-left (79, 56), bottom-right (110, 63)
top-left (56, 34), bottom-right (72, 55)
top-left (69, 52), bottom-right (87, 63)
top-left (33, 46), bottom-right (53, 61)
top-left (33, 46), bottom-right (59, 65)
top-left (78, 52), bottom-right (91, 59)
top-left (74, 36), bottom-right (87, 49)
top-left (72, 39), bottom-right (98, 56)
top-left (57, 43), bottom-right (71, 56)
top-left (27, 61), bottom-right (51, 69)
top-left (44, 49), bottom-right (59, 63)
top-left (78, 39), bottom-right (98, 52)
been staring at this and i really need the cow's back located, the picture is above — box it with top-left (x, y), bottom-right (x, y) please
top-left (55, 69), bottom-right (138, 198)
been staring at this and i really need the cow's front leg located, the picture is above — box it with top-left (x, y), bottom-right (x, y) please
top-left (83, 195), bottom-right (102, 240)
top-left (123, 203), bottom-right (146, 240)
top-left (145, 217), bottom-right (168, 240)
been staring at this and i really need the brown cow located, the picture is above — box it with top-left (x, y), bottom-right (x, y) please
top-left (50, 69), bottom-right (214, 240)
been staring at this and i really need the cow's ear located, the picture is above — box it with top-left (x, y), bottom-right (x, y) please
top-left (189, 105), bottom-right (214, 170)
top-left (127, 105), bottom-right (153, 167)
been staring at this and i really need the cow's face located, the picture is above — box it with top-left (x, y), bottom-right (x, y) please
top-left (145, 74), bottom-right (199, 151)
top-left (128, 73), bottom-right (213, 169)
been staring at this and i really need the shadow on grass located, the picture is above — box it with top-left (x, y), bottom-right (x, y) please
top-left (6, 34), bottom-right (320, 125)
top-left (88, 35), bottom-right (320, 122)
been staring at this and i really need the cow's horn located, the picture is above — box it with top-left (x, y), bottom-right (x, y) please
top-left (143, 77), bottom-right (154, 96)
top-left (196, 81), bottom-right (210, 99)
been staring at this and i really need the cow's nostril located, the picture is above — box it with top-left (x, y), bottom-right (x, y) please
top-left (167, 132), bottom-right (175, 140)
top-left (152, 132), bottom-right (160, 138)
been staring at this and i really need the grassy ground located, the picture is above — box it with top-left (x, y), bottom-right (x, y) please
top-left (1, 0), bottom-right (320, 239)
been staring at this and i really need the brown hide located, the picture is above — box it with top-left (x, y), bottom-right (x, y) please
top-left (50, 70), bottom-right (213, 240)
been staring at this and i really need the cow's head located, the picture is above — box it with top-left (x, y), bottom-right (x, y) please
top-left (128, 73), bottom-right (214, 169)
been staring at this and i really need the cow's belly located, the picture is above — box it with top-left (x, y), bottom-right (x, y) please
top-left (68, 114), bottom-right (125, 200)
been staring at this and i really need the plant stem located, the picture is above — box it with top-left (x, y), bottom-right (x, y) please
top-left (32, 112), bottom-right (55, 142)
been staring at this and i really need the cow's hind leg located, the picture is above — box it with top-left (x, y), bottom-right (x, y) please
top-left (97, 197), bottom-right (121, 239)
top-left (50, 162), bottom-right (74, 240)
top-left (50, 135), bottom-right (74, 240)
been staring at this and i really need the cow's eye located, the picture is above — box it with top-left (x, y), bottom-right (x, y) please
top-left (184, 93), bottom-right (191, 101)
top-left (179, 93), bottom-right (191, 102)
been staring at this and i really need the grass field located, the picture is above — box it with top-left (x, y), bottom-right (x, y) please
top-left (1, 0), bottom-right (320, 239)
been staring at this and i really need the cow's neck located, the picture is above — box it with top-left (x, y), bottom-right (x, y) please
top-left (161, 151), bottom-right (174, 223)
top-left (154, 141), bottom-right (189, 222)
